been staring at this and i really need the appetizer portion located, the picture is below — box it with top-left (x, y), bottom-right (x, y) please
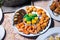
top-left (23, 13), bottom-right (38, 25)
top-left (46, 34), bottom-right (60, 40)
top-left (50, 1), bottom-right (60, 15)
top-left (14, 9), bottom-right (26, 24)
top-left (14, 6), bottom-right (50, 34)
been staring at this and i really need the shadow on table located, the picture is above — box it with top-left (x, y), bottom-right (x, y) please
top-left (22, 35), bottom-right (38, 39)
top-left (49, 18), bottom-right (54, 28)
top-left (20, 18), bottom-right (54, 39)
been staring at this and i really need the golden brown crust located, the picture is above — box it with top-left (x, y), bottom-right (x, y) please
top-left (54, 6), bottom-right (60, 14)
top-left (50, 1), bottom-right (60, 15)
top-left (50, 1), bottom-right (56, 11)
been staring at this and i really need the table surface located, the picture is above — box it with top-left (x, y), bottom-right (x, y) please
top-left (1, 0), bottom-right (60, 40)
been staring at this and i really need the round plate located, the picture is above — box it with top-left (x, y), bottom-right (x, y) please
top-left (13, 6), bottom-right (51, 37)
top-left (0, 25), bottom-right (5, 40)
top-left (48, 0), bottom-right (60, 21)
top-left (36, 27), bottom-right (60, 40)
top-left (0, 8), bottom-right (2, 21)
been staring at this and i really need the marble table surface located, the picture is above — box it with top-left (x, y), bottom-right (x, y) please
top-left (1, 0), bottom-right (60, 40)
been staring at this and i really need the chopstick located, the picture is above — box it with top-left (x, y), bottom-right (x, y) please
top-left (31, 0), bottom-right (34, 6)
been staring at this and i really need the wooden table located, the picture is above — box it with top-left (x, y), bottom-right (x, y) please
top-left (1, 0), bottom-right (60, 40)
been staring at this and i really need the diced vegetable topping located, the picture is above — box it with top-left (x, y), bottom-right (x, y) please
top-left (24, 14), bottom-right (28, 18)
top-left (26, 21), bottom-right (31, 24)
top-left (26, 17), bottom-right (31, 21)
top-left (32, 19), bottom-right (36, 24)
top-left (23, 13), bottom-right (38, 24)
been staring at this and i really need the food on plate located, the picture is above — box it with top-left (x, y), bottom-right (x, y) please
top-left (13, 9), bottom-right (26, 25)
top-left (47, 34), bottom-right (60, 40)
top-left (50, 1), bottom-right (57, 11)
top-left (37, 9), bottom-right (43, 15)
top-left (50, 1), bottom-right (60, 15)
top-left (26, 6), bottom-right (37, 13)
top-left (23, 13), bottom-right (38, 24)
top-left (16, 9), bottom-right (26, 16)
top-left (14, 6), bottom-right (50, 34)
top-left (48, 36), bottom-right (54, 40)
top-left (14, 13), bottom-right (23, 24)
top-left (54, 6), bottom-right (60, 14)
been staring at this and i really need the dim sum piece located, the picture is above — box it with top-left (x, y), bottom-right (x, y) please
top-left (55, 37), bottom-right (60, 40)
top-left (17, 9), bottom-right (26, 16)
top-left (57, 2), bottom-right (60, 7)
top-left (55, 35), bottom-right (60, 40)
top-left (54, 6), bottom-right (60, 14)
top-left (50, 1), bottom-right (56, 11)
top-left (48, 36), bottom-right (54, 40)
top-left (14, 9), bottom-right (26, 25)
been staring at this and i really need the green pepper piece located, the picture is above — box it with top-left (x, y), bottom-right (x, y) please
top-left (33, 14), bottom-right (37, 17)
top-left (31, 17), bottom-right (34, 19)
top-left (24, 14), bottom-right (29, 18)
top-left (26, 17), bottom-right (31, 21)
top-left (29, 13), bottom-right (33, 17)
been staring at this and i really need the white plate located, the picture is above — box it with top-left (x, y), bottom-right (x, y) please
top-left (13, 6), bottom-right (51, 37)
top-left (48, 0), bottom-right (60, 21)
top-left (36, 27), bottom-right (60, 40)
top-left (0, 25), bottom-right (5, 40)
top-left (0, 8), bottom-right (2, 21)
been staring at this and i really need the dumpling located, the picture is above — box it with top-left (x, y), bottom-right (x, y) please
top-left (48, 36), bottom-right (54, 40)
